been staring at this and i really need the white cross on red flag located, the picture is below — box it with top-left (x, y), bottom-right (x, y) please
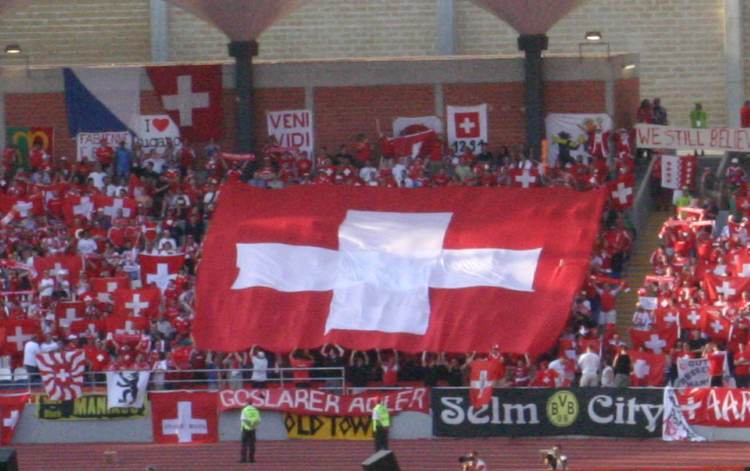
top-left (93, 194), bottom-right (137, 219)
top-left (140, 254), bottom-right (184, 293)
top-left (195, 183), bottom-right (606, 355)
top-left (90, 276), bottom-right (130, 304)
top-left (469, 358), bottom-right (502, 408)
top-left (146, 65), bottom-right (223, 142)
top-left (113, 287), bottom-right (161, 318)
top-left (628, 350), bottom-right (666, 386)
top-left (608, 173), bottom-right (635, 209)
top-left (34, 255), bottom-right (83, 286)
top-left (629, 325), bottom-right (678, 354)
top-left (1, 320), bottom-right (41, 355)
top-left (0, 394), bottom-right (28, 445)
top-left (703, 273), bottom-right (750, 302)
top-left (151, 391), bottom-right (218, 444)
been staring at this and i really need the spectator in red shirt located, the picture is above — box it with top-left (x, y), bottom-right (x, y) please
top-left (703, 343), bottom-right (727, 387)
top-left (734, 342), bottom-right (750, 387)
top-left (741, 100), bottom-right (750, 128)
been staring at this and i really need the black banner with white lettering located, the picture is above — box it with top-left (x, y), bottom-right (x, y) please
top-left (431, 388), bottom-right (663, 438)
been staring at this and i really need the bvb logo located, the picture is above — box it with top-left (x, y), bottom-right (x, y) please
top-left (546, 390), bottom-right (579, 427)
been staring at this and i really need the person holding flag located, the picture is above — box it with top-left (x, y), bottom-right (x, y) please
top-left (240, 404), bottom-right (261, 463)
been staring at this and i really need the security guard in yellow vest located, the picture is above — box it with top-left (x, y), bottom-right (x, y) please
top-left (372, 401), bottom-right (390, 452)
top-left (240, 404), bottom-right (261, 463)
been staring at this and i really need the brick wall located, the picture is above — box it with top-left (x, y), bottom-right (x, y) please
top-left (314, 85), bottom-right (435, 151)
top-left (5, 76), bottom-right (634, 156)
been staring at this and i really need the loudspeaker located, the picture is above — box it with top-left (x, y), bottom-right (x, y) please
top-left (362, 450), bottom-right (400, 471)
top-left (0, 448), bottom-right (18, 471)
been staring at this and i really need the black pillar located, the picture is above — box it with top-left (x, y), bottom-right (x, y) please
top-left (228, 40), bottom-right (259, 153)
top-left (517, 34), bottom-right (548, 161)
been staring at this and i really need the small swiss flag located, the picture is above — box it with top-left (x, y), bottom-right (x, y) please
top-left (453, 112), bottom-right (481, 138)
top-left (469, 358), bottom-right (503, 409)
top-left (151, 391), bottom-right (218, 444)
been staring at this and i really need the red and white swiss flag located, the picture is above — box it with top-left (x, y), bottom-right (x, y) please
top-left (609, 173), bottom-right (635, 209)
top-left (151, 391), bottom-right (218, 444)
top-left (703, 274), bottom-right (750, 302)
top-left (55, 301), bottom-right (85, 329)
top-left (1, 320), bottom-right (41, 355)
top-left (140, 254), bottom-right (184, 293)
top-left (0, 394), bottom-right (28, 445)
top-left (453, 112), bottom-right (481, 138)
top-left (195, 183), bottom-right (606, 355)
top-left (629, 325), bottom-right (678, 354)
top-left (469, 358), bottom-right (503, 408)
top-left (680, 307), bottom-right (705, 330)
top-left (93, 194), bottom-right (137, 219)
top-left (34, 255), bottom-right (83, 285)
top-left (91, 276), bottom-right (130, 304)
top-left (628, 350), bottom-right (665, 386)
top-left (113, 287), bottom-right (161, 318)
top-left (146, 65), bottom-right (223, 142)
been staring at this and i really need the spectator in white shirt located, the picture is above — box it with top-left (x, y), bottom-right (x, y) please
top-left (577, 345), bottom-right (600, 387)
top-left (250, 346), bottom-right (269, 388)
top-left (88, 164), bottom-right (107, 190)
top-left (76, 230), bottom-right (98, 255)
top-left (23, 334), bottom-right (58, 383)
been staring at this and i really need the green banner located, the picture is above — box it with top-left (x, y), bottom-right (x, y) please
top-left (37, 394), bottom-right (148, 420)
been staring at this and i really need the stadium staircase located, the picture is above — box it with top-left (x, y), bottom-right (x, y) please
top-left (614, 209), bottom-right (670, 338)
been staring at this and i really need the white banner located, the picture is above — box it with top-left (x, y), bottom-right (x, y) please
top-left (636, 124), bottom-right (750, 152)
top-left (674, 357), bottom-right (710, 388)
top-left (134, 115), bottom-right (182, 154)
top-left (662, 387), bottom-right (705, 442)
top-left (267, 109), bottom-right (313, 157)
top-left (545, 113), bottom-right (613, 166)
top-left (446, 104), bottom-right (487, 155)
top-left (393, 116), bottom-right (443, 137)
top-left (76, 131), bottom-right (132, 163)
top-left (661, 154), bottom-right (681, 190)
top-left (106, 370), bottom-right (150, 409)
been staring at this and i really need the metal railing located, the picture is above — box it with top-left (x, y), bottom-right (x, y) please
top-left (0, 366), bottom-right (348, 395)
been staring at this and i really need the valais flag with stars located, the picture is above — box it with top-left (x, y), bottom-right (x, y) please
top-left (195, 183), bottom-right (606, 354)
top-left (146, 65), bottom-right (223, 142)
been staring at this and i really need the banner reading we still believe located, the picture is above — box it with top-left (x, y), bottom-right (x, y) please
top-left (636, 124), bottom-right (750, 152)
top-left (6, 127), bottom-right (54, 167)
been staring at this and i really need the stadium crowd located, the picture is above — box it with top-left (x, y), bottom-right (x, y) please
top-left (0, 117), bottom-right (642, 392)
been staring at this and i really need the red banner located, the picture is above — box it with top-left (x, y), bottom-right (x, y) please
top-left (196, 183), bottom-right (605, 355)
top-left (677, 388), bottom-right (750, 427)
top-left (218, 387), bottom-right (429, 416)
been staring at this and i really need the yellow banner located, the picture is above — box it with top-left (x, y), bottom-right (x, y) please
top-left (284, 414), bottom-right (372, 440)
top-left (37, 394), bottom-right (147, 420)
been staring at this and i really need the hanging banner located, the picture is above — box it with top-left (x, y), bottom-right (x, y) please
top-left (218, 387), bottom-right (429, 416)
top-left (636, 124), bottom-right (750, 152)
top-left (431, 388), bottom-right (663, 438)
top-left (446, 104), bottom-right (487, 155)
top-left (545, 113), bottom-right (613, 166)
top-left (76, 131), bottom-right (132, 162)
top-left (5, 127), bottom-right (55, 166)
top-left (674, 358), bottom-right (710, 388)
top-left (662, 387), bottom-right (705, 442)
top-left (37, 394), bottom-right (147, 420)
top-left (661, 154), bottom-right (698, 190)
top-left (266, 109), bottom-right (313, 157)
top-left (393, 116), bottom-right (443, 136)
top-left (675, 388), bottom-right (750, 427)
top-left (284, 414), bottom-right (372, 440)
top-left (134, 115), bottom-right (181, 154)
top-left (106, 371), bottom-right (151, 409)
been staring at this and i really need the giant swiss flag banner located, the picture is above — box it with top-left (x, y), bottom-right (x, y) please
top-left (196, 183), bottom-right (606, 354)
top-left (146, 65), bottom-right (223, 142)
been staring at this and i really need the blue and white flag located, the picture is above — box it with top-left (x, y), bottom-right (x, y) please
top-left (64, 67), bottom-right (141, 135)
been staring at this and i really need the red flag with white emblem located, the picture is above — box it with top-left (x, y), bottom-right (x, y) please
top-left (140, 254), bottom-right (184, 293)
top-left (195, 183), bottom-right (606, 355)
top-left (629, 326), bottom-right (678, 354)
top-left (509, 168), bottom-right (540, 189)
top-left (34, 255), bottom-right (83, 286)
top-left (609, 173), bottom-right (635, 209)
top-left (468, 358), bottom-right (503, 409)
top-left (90, 276), bottom-right (130, 304)
top-left (151, 391), bottom-right (218, 444)
top-left (0, 319), bottom-right (40, 355)
top-left (55, 301), bottom-right (85, 329)
top-left (680, 307), bottom-right (705, 330)
top-left (628, 350), bottom-right (666, 386)
top-left (146, 65), bottom-right (223, 142)
top-left (0, 394), bottom-right (28, 445)
top-left (653, 307), bottom-right (681, 330)
top-left (113, 287), bottom-right (161, 318)
top-left (703, 274), bottom-right (750, 302)
top-left (62, 194), bottom-right (95, 224)
top-left (702, 312), bottom-right (732, 342)
top-left (69, 318), bottom-right (105, 337)
top-left (92, 194), bottom-right (137, 219)
top-left (105, 315), bottom-right (148, 337)
top-left (0, 194), bottom-right (43, 220)
top-left (446, 104), bottom-right (487, 155)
